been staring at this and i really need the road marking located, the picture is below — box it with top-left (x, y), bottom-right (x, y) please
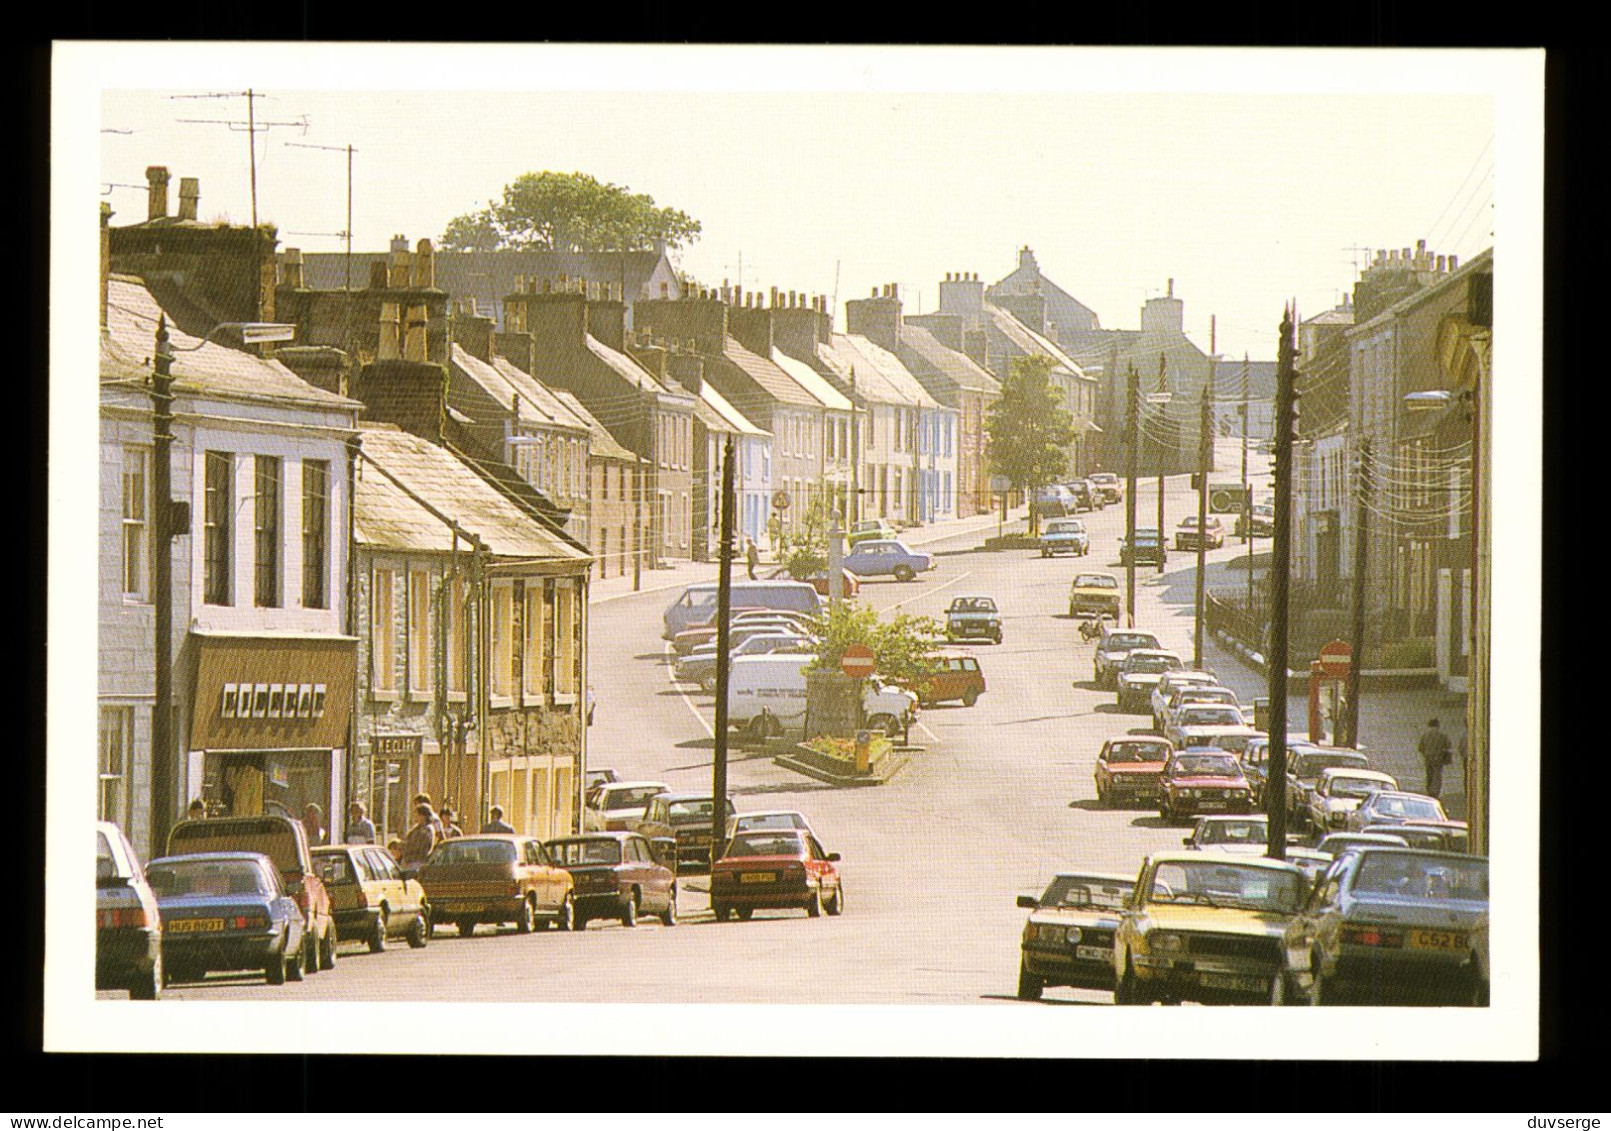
top-left (882, 569), bottom-right (973, 614)
top-left (666, 642), bottom-right (715, 738)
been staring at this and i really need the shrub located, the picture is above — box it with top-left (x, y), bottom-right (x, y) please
top-left (1375, 636), bottom-right (1435, 669)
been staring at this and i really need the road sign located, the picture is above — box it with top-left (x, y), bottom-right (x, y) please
top-left (771, 490), bottom-right (791, 511)
top-left (1318, 639), bottom-right (1352, 680)
top-left (840, 644), bottom-right (875, 680)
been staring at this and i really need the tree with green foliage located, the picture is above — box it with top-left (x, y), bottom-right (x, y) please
top-left (985, 354), bottom-right (1076, 535)
top-left (803, 602), bottom-right (942, 691)
top-left (440, 171), bottom-right (702, 254)
top-left (778, 492), bottom-right (834, 580)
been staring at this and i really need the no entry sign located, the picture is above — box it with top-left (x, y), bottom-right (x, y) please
top-left (841, 644), bottom-right (876, 680)
top-left (1318, 639), bottom-right (1352, 680)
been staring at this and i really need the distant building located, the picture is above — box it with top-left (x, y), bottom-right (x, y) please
top-left (986, 245), bottom-right (1101, 346)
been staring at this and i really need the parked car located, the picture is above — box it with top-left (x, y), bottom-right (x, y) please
top-left (416, 835), bottom-right (575, 936)
top-left (1314, 831), bottom-right (1411, 860)
top-left (1344, 790), bottom-right (1450, 833)
top-left (1039, 517), bottom-right (1091, 557)
top-left (1093, 737), bottom-right (1173, 807)
top-left (1188, 724), bottom-right (1263, 756)
top-left (673, 611), bottom-right (817, 656)
top-left (1309, 768), bottom-right (1401, 833)
top-left (1174, 515), bottom-right (1226, 551)
top-left (147, 852), bottom-right (306, 986)
top-left (1016, 872), bottom-right (1135, 1000)
top-left (1166, 701), bottom-right (1252, 750)
top-left (1275, 848), bottom-right (1488, 1005)
top-left (1068, 572), bottom-right (1121, 619)
top-left (1181, 815), bottom-right (1270, 854)
top-left (1116, 649), bottom-right (1184, 713)
top-left (765, 565), bottom-right (861, 599)
top-left (1088, 472), bottom-right (1123, 504)
top-left (95, 821), bottom-right (163, 999)
top-left (1372, 821), bottom-right (1470, 853)
top-left (1093, 628), bottom-right (1162, 687)
top-left (1150, 670), bottom-right (1220, 731)
top-left (1240, 736), bottom-right (1321, 806)
top-left (1119, 528), bottom-right (1167, 567)
top-left (1159, 749), bottom-right (1256, 823)
top-left (1032, 485), bottom-right (1078, 519)
top-left (663, 580), bottom-right (822, 640)
top-left (634, 792), bottom-right (738, 870)
top-left (724, 653), bottom-right (917, 742)
top-left (166, 814), bottom-right (337, 975)
top-left (725, 810), bottom-right (819, 841)
top-left (1114, 853), bottom-right (1307, 1005)
top-left (709, 829), bottom-right (844, 921)
top-left (675, 631), bottom-right (816, 692)
top-left (1158, 687), bottom-right (1242, 739)
top-left (1234, 503), bottom-right (1277, 538)
top-left (546, 832), bottom-right (678, 929)
top-left (1284, 747), bottom-right (1372, 824)
top-left (1064, 480), bottom-right (1098, 513)
top-left (945, 595), bottom-right (1003, 644)
top-left (583, 768), bottom-right (619, 809)
top-left (584, 780), bottom-right (672, 833)
top-left (846, 519), bottom-right (898, 546)
top-left (312, 843), bottom-right (430, 953)
top-left (913, 652), bottom-right (986, 707)
top-left (843, 539), bottom-right (935, 582)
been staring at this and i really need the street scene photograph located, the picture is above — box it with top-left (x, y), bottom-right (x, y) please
top-left (48, 43), bottom-right (1542, 1058)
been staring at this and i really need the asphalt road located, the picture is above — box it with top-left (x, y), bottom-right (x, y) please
top-left (144, 469), bottom-right (1285, 1005)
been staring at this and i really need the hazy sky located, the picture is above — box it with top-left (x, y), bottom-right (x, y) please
top-left (78, 45), bottom-right (1528, 361)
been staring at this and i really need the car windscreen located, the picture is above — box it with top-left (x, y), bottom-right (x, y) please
top-left (734, 814), bottom-right (806, 833)
top-left (1351, 853), bottom-right (1488, 900)
top-left (1150, 860), bottom-right (1304, 912)
top-left (429, 839), bottom-right (517, 867)
top-left (1126, 654), bottom-right (1182, 674)
top-left (1172, 754), bottom-right (1240, 777)
top-left (725, 832), bottom-right (805, 858)
top-left (1074, 575), bottom-right (1116, 589)
top-left (1045, 522), bottom-right (1083, 535)
top-left (1294, 753), bottom-right (1368, 779)
top-left (148, 858), bottom-right (271, 898)
top-left (548, 839), bottom-right (621, 866)
top-left (603, 786), bottom-right (664, 811)
top-left (1104, 634), bottom-right (1156, 651)
top-left (1328, 776), bottom-right (1387, 799)
top-left (1040, 876), bottom-right (1132, 910)
top-left (668, 799), bottom-right (721, 822)
top-left (1179, 706), bottom-right (1245, 727)
top-left (1107, 741), bottom-right (1169, 763)
top-left (1198, 819), bottom-right (1267, 845)
top-left (1369, 795), bottom-right (1445, 821)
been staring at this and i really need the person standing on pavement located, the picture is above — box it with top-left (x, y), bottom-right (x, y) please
top-left (347, 801), bottom-right (376, 844)
top-left (480, 805), bottom-right (515, 834)
top-left (413, 793), bottom-right (446, 840)
top-left (399, 803), bottom-right (440, 875)
top-left (302, 803), bottom-right (327, 845)
top-left (745, 536), bottom-right (759, 580)
top-left (1417, 717), bottom-right (1453, 798)
top-left (439, 806), bottom-right (464, 839)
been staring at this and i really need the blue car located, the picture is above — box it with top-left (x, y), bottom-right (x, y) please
top-left (1038, 518), bottom-right (1090, 557)
top-left (147, 852), bottom-right (307, 987)
top-left (842, 539), bottom-right (935, 582)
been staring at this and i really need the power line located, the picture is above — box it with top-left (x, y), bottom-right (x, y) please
top-left (1425, 136), bottom-right (1493, 250)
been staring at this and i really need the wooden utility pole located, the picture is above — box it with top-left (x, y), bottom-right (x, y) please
top-left (1344, 440), bottom-right (1371, 749)
top-left (1155, 355), bottom-right (1168, 573)
top-left (1264, 308), bottom-right (1299, 861)
top-left (149, 319), bottom-right (177, 860)
top-left (1125, 363), bottom-right (1139, 627)
top-left (710, 437), bottom-right (738, 857)
top-left (1194, 319), bottom-right (1215, 669)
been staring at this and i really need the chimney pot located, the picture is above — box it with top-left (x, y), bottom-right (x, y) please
top-left (390, 234), bottom-right (409, 253)
top-left (177, 177), bottom-right (199, 222)
top-left (871, 287), bottom-right (879, 298)
top-left (282, 247), bottom-right (304, 289)
top-left (1436, 254), bottom-right (1446, 272)
top-left (145, 166), bottom-right (170, 222)
top-left (1417, 238), bottom-right (1427, 254)
top-left (1449, 254), bottom-right (1458, 271)
top-left (1167, 278), bottom-right (1174, 298)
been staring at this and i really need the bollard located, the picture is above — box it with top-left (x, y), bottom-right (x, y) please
top-left (855, 729), bottom-right (872, 774)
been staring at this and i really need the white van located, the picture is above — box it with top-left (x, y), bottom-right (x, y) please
top-left (725, 653), bottom-right (917, 741)
top-left (662, 580), bottom-right (823, 640)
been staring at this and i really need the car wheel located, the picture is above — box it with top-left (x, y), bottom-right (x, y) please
top-left (406, 911), bottom-right (428, 949)
top-left (1270, 971), bottom-right (1299, 1007)
top-left (735, 906), bottom-right (754, 921)
top-left (1040, 550), bottom-right (1048, 558)
top-left (805, 884), bottom-right (824, 918)
top-left (1096, 780), bottom-right (1108, 806)
top-left (621, 890), bottom-right (639, 928)
top-left (370, 909), bottom-right (388, 953)
top-left (825, 882), bottom-right (844, 916)
top-left (553, 894), bottom-right (576, 931)
top-left (319, 923), bottom-right (338, 970)
top-left (516, 896), bottom-right (535, 934)
top-left (1069, 604), bottom-right (1077, 618)
top-left (457, 918), bottom-right (477, 938)
top-left (893, 565), bottom-right (914, 582)
top-left (661, 889), bottom-right (678, 927)
top-left (993, 632), bottom-right (1002, 644)
top-left (303, 929), bottom-right (319, 975)
top-left (265, 942), bottom-right (287, 986)
top-left (1017, 959), bottom-right (1044, 1002)
top-left (711, 901), bottom-right (730, 922)
top-left (962, 690), bottom-right (979, 707)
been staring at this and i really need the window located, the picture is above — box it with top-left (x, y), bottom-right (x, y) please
top-left (121, 447), bottom-right (149, 601)
top-left (302, 460), bottom-right (328, 609)
top-left (447, 574), bottom-right (466, 694)
top-left (372, 569), bottom-right (395, 693)
top-left (554, 580), bottom-right (579, 699)
top-left (408, 570), bottom-right (431, 694)
top-left (523, 584), bottom-right (547, 699)
top-left (491, 585), bottom-right (513, 697)
top-left (254, 456), bottom-right (281, 607)
top-left (98, 706), bottom-right (131, 825)
top-left (203, 451), bottom-right (233, 605)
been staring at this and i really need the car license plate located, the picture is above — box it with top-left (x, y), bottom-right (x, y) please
top-left (1075, 945), bottom-right (1113, 962)
top-left (1409, 929), bottom-right (1469, 951)
top-left (170, 918), bottom-right (224, 934)
top-left (1200, 972), bottom-right (1265, 993)
top-left (740, 873), bottom-right (775, 884)
top-left (452, 901), bottom-right (487, 913)
top-left (1199, 801), bottom-right (1225, 810)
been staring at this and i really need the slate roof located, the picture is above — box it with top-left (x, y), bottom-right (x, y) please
top-left (821, 334), bottom-right (938, 408)
top-left (101, 275), bottom-right (360, 412)
top-left (985, 304), bottom-right (1093, 381)
top-left (585, 335), bottom-right (668, 394)
top-left (355, 423), bottom-right (588, 561)
top-left (711, 336), bottom-right (819, 410)
top-left (894, 324), bottom-right (1000, 396)
top-left (450, 344), bottom-right (591, 434)
top-left (770, 349), bottom-right (853, 411)
top-left (988, 257), bottom-right (1102, 332)
top-left (699, 382), bottom-right (768, 437)
top-left (550, 388), bottom-right (637, 462)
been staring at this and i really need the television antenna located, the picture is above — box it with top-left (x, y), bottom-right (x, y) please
top-left (172, 90), bottom-right (310, 228)
top-left (285, 140), bottom-right (358, 289)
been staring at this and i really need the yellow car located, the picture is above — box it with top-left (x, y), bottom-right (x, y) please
top-left (1068, 572), bottom-right (1122, 620)
top-left (313, 844), bottom-right (430, 952)
top-left (1113, 852), bottom-right (1308, 1005)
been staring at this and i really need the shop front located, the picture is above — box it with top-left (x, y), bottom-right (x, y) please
top-left (186, 633), bottom-right (355, 841)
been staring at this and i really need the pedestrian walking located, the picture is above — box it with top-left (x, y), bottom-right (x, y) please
top-left (399, 803), bottom-right (439, 874)
top-left (480, 805), bottom-right (515, 834)
top-left (1417, 717), bottom-right (1453, 799)
top-left (745, 536), bottom-right (759, 580)
top-left (347, 801), bottom-right (377, 845)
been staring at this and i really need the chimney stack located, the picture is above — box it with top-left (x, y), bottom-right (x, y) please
top-left (1449, 254), bottom-right (1458, 271)
top-left (368, 261), bottom-right (389, 290)
top-left (282, 248), bottom-right (304, 289)
top-left (177, 177), bottom-right (199, 222)
top-left (378, 302), bottom-right (401, 360)
top-left (403, 304), bottom-right (429, 362)
top-left (388, 244), bottom-right (411, 288)
top-left (389, 234), bottom-right (409, 254)
top-left (145, 166), bottom-right (170, 222)
top-left (1436, 254), bottom-right (1446, 272)
top-left (413, 239), bottom-right (435, 288)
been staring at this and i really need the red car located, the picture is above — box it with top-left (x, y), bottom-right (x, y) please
top-left (767, 566), bottom-right (861, 599)
top-left (1093, 737), bottom-right (1173, 807)
top-left (1158, 749), bottom-right (1255, 824)
top-left (709, 829), bottom-right (844, 921)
